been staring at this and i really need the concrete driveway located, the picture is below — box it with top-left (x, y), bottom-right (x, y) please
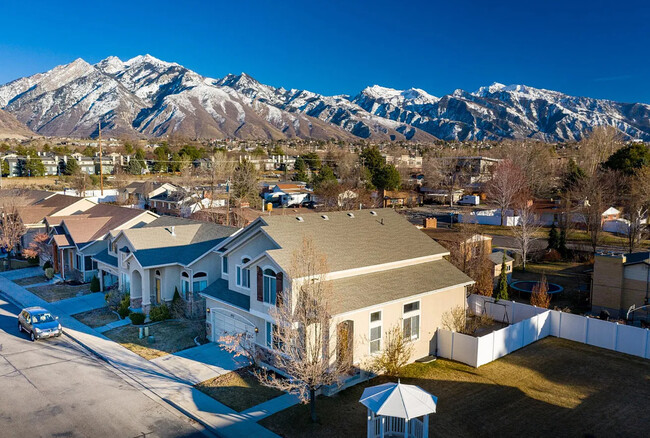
top-left (151, 343), bottom-right (248, 385)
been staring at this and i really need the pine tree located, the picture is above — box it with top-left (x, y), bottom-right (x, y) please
top-left (547, 223), bottom-right (559, 250)
top-left (495, 253), bottom-right (509, 302)
top-left (558, 228), bottom-right (568, 258)
top-left (64, 157), bottom-right (80, 175)
top-left (1, 159), bottom-right (9, 177)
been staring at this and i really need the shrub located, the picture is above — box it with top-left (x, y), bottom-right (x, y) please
top-left (149, 304), bottom-right (171, 322)
top-left (171, 287), bottom-right (185, 319)
top-left (530, 276), bottom-right (551, 309)
top-left (117, 293), bottom-right (131, 318)
top-left (368, 323), bottom-right (414, 377)
top-left (90, 276), bottom-right (100, 292)
top-left (44, 267), bottom-right (54, 280)
top-left (129, 312), bottom-right (146, 325)
top-left (42, 260), bottom-right (52, 270)
top-left (27, 256), bottom-right (39, 266)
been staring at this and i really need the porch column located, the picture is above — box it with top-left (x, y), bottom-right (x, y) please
top-left (423, 415), bottom-right (428, 438)
top-left (141, 272), bottom-right (151, 314)
top-left (367, 408), bottom-right (372, 438)
top-left (99, 270), bottom-right (104, 292)
top-left (404, 417), bottom-right (408, 438)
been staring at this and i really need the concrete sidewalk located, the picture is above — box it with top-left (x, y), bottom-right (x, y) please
top-left (56, 292), bottom-right (107, 315)
top-left (240, 393), bottom-right (300, 421)
top-left (0, 275), bottom-right (281, 438)
top-left (96, 317), bottom-right (130, 333)
top-left (0, 266), bottom-right (43, 280)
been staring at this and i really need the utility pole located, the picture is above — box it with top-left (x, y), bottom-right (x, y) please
top-left (98, 122), bottom-right (104, 196)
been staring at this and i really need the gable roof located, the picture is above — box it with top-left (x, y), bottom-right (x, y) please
top-left (257, 209), bottom-right (449, 273)
top-left (421, 228), bottom-right (492, 244)
top-left (0, 189), bottom-right (55, 207)
top-left (15, 194), bottom-right (88, 225)
top-left (624, 251), bottom-right (650, 266)
top-left (120, 221), bottom-right (237, 267)
top-left (488, 251), bottom-right (515, 265)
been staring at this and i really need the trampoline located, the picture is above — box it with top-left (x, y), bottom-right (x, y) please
top-left (510, 280), bottom-right (563, 294)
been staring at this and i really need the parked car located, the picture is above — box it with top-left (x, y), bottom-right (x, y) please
top-left (457, 195), bottom-right (480, 206)
top-left (18, 307), bottom-right (62, 341)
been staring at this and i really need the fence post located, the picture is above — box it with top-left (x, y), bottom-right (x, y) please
top-left (512, 300), bottom-right (516, 323)
top-left (535, 312), bottom-right (539, 342)
top-left (450, 331), bottom-right (455, 361)
top-left (584, 317), bottom-right (590, 344)
top-left (491, 331), bottom-right (496, 362)
top-left (613, 323), bottom-right (619, 352)
top-left (643, 329), bottom-right (649, 360)
top-left (558, 311), bottom-right (563, 339)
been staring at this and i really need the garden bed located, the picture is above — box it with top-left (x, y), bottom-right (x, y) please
top-left (27, 283), bottom-right (91, 302)
top-left (72, 307), bottom-right (120, 328)
top-left (195, 366), bottom-right (285, 412)
top-left (13, 275), bottom-right (48, 286)
top-left (103, 319), bottom-right (205, 360)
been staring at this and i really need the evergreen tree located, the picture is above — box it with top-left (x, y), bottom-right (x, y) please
top-left (547, 223), bottom-right (559, 250)
top-left (64, 157), bottom-right (80, 175)
top-left (372, 164), bottom-right (401, 191)
top-left (495, 253), bottom-right (509, 302)
top-left (312, 165), bottom-right (337, 188)
top-left (302, 152), bottom-right (321, 170)
top-left (602, 143), bottom-right (650, 176)
top-left (293, 157), bottom-right (309, 182)
top-left (562, 159), bottom-right (586, 192)
top-left (558, 228), bottom-right (568, 258)
top-left (127, 158), bottom-right (143, 175)
top-left (25, 157), bottom-right (45, 177)
top-left (1, 159), bottom-right (9, 177)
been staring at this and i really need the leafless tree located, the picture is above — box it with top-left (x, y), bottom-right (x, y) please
top-left (497, 140), bottom-right (559, 198)
top-left (257, 236), bottom-right (348, 422)
top-left (208, 150), bottom-right (235, 200)
top-left (572, 169), bottom-right (616, 253)
top-left (0, 201), bottom-right (26, 269)
top-left (577, 126), bottom-right (623, 176)
top-left (484, 159), bottom-right (527, 226)
top-left (231, 159), bottom-right (260, 209)
top-left (423, 152), bottom-right (467, 207)
top-left (511, 197), bottom-right (542, 271)
top-left (70, 173), bottom-right (89, 197)
top-left (622, 166), bottom-right (650, 253)
top-left (367, 323), bottom-right (414, 377)
top-left (22, 232), bottom-right (51, 264)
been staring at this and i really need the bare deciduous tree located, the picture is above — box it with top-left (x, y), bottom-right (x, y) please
top-left (70, 173), bottom-right (89, 197)
top-left (622, 166), bottom-right (650, 253)
top-left (0, 201), bottom-right (26, 269)
top-left (423, 152), bottom-right (467, 207)
top-left (257, 236), bottom-right (347, 422)
top-left (367, 323), bottom-right (414, 377)
top-left (484, 160), bottom-right (527, 226)
top-left (22, 232), bottom-right (51, 264)
top-left (511, 197), bottom-right (541, 271)
top-left (577, 126), bottom-right (623, 176)
top-left (572, 169), bottom-right (615, 253)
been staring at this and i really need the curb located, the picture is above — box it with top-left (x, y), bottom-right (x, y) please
top-left (0, 288), bottom-right (218, 438)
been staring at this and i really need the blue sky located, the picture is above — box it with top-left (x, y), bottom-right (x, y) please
top-left (1, 0), bottom-right (648, 103)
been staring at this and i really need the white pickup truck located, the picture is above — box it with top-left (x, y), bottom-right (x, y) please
top-left (457, 195), bottom-right (480, 206)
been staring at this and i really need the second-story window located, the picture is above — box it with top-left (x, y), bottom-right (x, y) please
top-left (263, 269), bottom-right (277, 305)
top-left (222, 255), bottom-right (228, 275)
top-left (237, 257), bottom-right (250, 288)
top-left (193, 272), bottom-right (207, 292)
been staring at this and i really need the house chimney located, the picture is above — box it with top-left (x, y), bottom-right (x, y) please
top-left (171, 226), bottom-right (176, 236)
top-left (424, 217), bottom-right (437, 229)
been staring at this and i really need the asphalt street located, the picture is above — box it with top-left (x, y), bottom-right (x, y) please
top-left (0, 297), bottom-right (208, 438)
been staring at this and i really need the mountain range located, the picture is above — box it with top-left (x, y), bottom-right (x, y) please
top-left (1, 54), bottom-right (649, 142)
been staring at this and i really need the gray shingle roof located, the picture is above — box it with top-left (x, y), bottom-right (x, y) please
top-left (200, 278), bottom-right (250, 311)
top-left (488, 251), bottom-right (514, 265)
top-left (260, 209), bottom-right (448, 272)
top-left (122, 222), bottom-right (237, 267)
top-left (327, 260), bottom-right (473, 314)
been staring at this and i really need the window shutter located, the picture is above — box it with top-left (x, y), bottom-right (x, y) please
top-left (257, 267), bottom-right (263, 301)
top-left (276, 272), bottom-right (283, 307)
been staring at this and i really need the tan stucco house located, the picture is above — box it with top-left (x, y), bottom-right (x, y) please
top-left (201, 208), bottom-right (473, 376)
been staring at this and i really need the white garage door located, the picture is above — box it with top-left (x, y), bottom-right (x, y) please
top-left (211, 308), bottom-right (255, 341)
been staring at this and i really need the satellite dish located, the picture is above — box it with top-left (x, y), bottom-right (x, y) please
top-left (626, 304), bottom-right (636, 320)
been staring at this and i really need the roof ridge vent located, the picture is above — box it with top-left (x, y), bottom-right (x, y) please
top-left (347, 212), bottom-right (355, 218)
top-left (296, 216), bottom-right (304, 222)
top-left (370, 211), bottom-right (377, 216)
top-left (321, 215), bottom-right (329, 220)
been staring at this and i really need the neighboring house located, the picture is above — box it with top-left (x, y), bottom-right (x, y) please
top-left (383, 190), bottom-right (420, 208)
top-left (201, 209), bottom-right (473, 378)
top-left (46, 204), bottom-right (159, 282)
top-left (15, 194), bottom-right (96, 252)
top-left (382, 154), bottom-right (423, 170)
top-left (421, 228), bottom-right (493, 275)
top-left (263, 183), bottom-right (313, 207)
top-left (93, 216), bottom-right (236, 316)
top-left (150, 192), bottom-right (227, 217)
top-left (591, 251), bottom-right (650, 319)
top-left (118, 181), bottom-right (178, 208)
top-left (488, 251), bottom-right (514, 285)
top-left (419, 187), bottom-right (464, 205)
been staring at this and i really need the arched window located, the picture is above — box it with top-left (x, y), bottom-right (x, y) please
top-left (181, 271), bottom-right (190, 297)
top-left (193, 272), bottom-right (207, 292)
top-left (236, 257), bottom-right (251, 288)
top-left (155, 270), bottom-right (161, 276)
top-left (263, 269), bottom-right (277, 305)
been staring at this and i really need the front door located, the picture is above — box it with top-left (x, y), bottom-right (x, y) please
top-left (155, 278), bottom-right (161, 304)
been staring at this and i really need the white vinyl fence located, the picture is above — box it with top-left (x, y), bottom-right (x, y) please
top-left (437, 295), bottom-right (650, 367)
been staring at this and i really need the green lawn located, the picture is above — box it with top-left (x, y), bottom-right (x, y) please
top-left (195, 367), bottom-right (285, 412)
top-left (27, 283), bottom-right (91, 302)
top-left (72, 307), bottom-right (120, 328)
top-left (104, 320), bottom-right (205, 360)
top-left (261, 338), bottom-right (650, 438)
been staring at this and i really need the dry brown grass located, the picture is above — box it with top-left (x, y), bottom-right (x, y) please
top-left (195, 366), bottom-right (285, 412)
top-left (28, 283), bottom-right (91, 302)
top-left (13, 275), bottom-right (47, 286)
top-left (72, 307), bottom-right (120, 328)
top-left (104, 320), bottom-right (204, 360)
top-left (261, 337), bottom-right (650, 438)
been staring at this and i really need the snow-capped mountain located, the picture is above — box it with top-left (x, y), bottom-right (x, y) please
top-left (0, 56), bottom-right (648, 142)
